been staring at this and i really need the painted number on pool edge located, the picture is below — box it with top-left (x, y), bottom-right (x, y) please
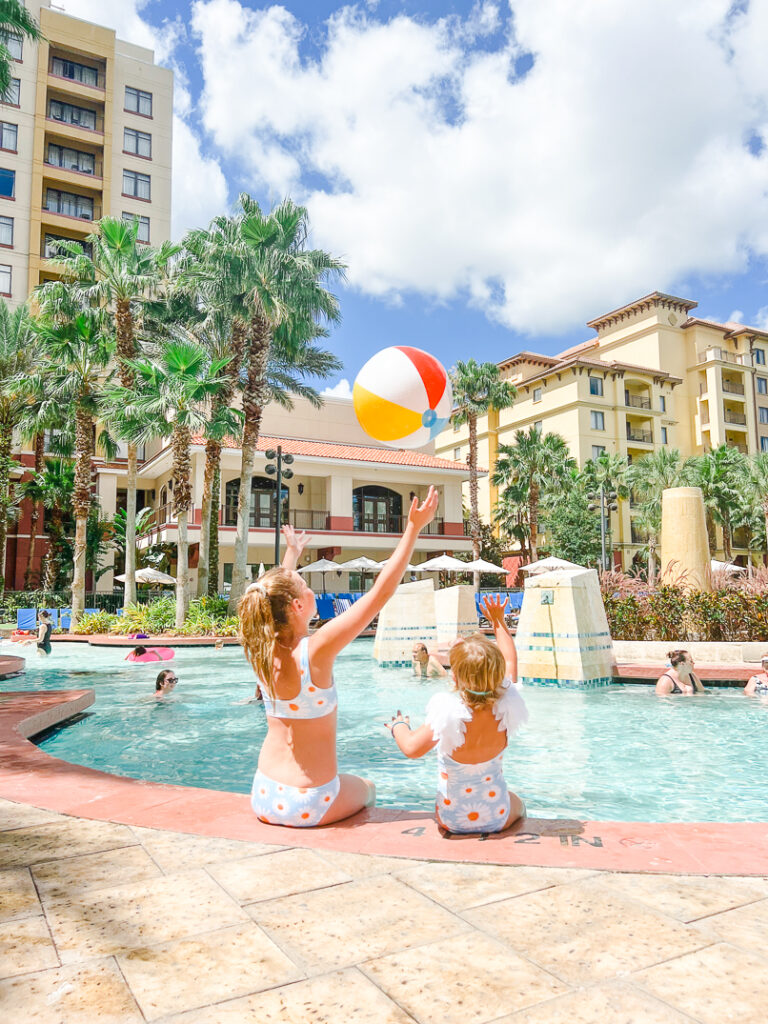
top-left (399, 827), bottom-right (604, 848)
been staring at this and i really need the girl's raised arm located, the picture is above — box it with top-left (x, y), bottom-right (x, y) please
top-left (481, 595), bottom-right (517, 681)
top-left (310, 487), bottom-right (439, 665)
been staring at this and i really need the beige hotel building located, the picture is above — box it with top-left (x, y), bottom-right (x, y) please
top-left (0, 0), bottom-right (172, 305)
top-left (437, 292), bottom-right (768, 567)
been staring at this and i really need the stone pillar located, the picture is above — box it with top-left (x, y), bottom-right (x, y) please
top-left (434, 585), bottom-right (477, 644)
top-left (327, 474), bottom-right (353, 532)
top-left (515, 569), bottom-right (615, 687)
top-left (660, 486), bottom-right (711, 590)
top-left (374, 579), bottom-right (436, 667)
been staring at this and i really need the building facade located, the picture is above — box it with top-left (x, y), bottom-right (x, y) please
top-left (436, 292), bottom-right (768, 566)
top-left (0, 0), bottom-right (172, 305)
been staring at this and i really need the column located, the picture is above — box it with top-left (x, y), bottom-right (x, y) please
top-left (97, 471), bottom-right (117, 593)
top-left (326, 473), bottom-right (353, 531)
top-left (442, 482), bottom-right (464, 537)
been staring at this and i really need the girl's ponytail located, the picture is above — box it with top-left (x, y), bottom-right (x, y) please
top-left (238, 569), bottom-right (303, 696)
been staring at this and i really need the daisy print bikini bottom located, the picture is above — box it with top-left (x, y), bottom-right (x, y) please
top-left (251, 770), bottom-right (340, 827)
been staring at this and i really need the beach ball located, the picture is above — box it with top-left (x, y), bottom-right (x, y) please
top-left (353, 346), bottom-right (453, 449)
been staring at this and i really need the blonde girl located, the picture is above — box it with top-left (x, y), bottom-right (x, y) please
top-left (240, 491), bottom-right (439, 828)
top-left (387, 595), bottom-right (527, 834)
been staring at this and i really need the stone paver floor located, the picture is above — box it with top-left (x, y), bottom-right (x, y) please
top-left (2, 798), bottom-right (768, 1023)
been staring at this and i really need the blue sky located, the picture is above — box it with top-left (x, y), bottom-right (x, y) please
top-left (64, 1), bottom-right (768, 394)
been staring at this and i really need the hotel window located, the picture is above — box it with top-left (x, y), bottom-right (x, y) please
top-left (123, 169), bottom-right (150, 200)
top-left (762, 437), bottom-right (768, 453)
top-left (760, 408), bottom-right (768, 425)
top-left (48, 100), bottom-right (97, 130)
top-left (589, 376), bottom-right (603, 396)
top-left (755, 348), bottom-right (766, 365)
top-left (44, 234), bottom-right (92, 259)
top-left (0, 215), bottom-right (13, 246)
top-left (758, 377), bottom-right (768, 395)
top-left (592, 445), bottom-right (605, 460)
top-left (125, 86), bottom-right (152, 116)
top-left (2, 78), bottom-right (19, 105)
top-left (661, 427), bottom-right (668, 445)
top-left (0, 167), bottom-right (14, 197)
top-left (123, 127), bottom-right (151, 158)
top-left (0, 121), bottom-right (16, 150)
top-left (0, 263), bottom-right (11, 295)
top-left (44, 188), bottom-right (94, 220)
top-left (122, 211), bottom-right (150, 242)
top-left (590, 410), bottom-right (605, 430)
top-left (452, 419), bottom-right (459, 432)
top-left (453, 447), bottom-right (462, 460)
top-left (0, 33), bottom-right (22, 61)
top-left (659, 395), bottom-right (666, 412)
top-left (534, 420), bottom-right (542, 432)
top-left (51, 57), bottom-right (99, 87)
top-left (533, 387), bottom-right (542, 403)
top-left (46, 143), bottom-right (95, 175)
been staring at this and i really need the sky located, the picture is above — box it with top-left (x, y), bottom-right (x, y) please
top-left (60, 0), bottom-right (768, 398)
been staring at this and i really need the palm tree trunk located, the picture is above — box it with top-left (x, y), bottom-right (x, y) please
top-left (0, 421), bottom-right (12, 599)
top-left (529, 481), bottom-right (539, 562)
top-left (196, 438), bottom-right (220, 597)
top-left (116, 297), bottom-right (138, 610)
top-left (468, 414), bottom-right (480, 593)
top-left (723, 512), bottom-right (732, 560)
top-left (176, 509), bottom-right (189, 628)
top-left (648, 538), bottom-right (657, 586)
top-left (172, 425), bottom-right (192, 628)
top-left (70, 410), bottom-right (92, 624)
top-left (229, 314), bottom-right (271, 613)
top-left (208, 464), bottom-right (221, 597)
top-left (44, 514), bottom-right (62, 591)
top-left (24, 432), bottom-right (45, 590)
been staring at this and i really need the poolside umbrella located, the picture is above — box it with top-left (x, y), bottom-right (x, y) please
top-left (416, 554), bottom-right (470, 572)
top-left (115, 567), bottom-right (176, 586)
top-left (298, 557), bottom-right (340, 593)
top-left (339, 556), bottom-right (384, 591)
top-left (711, 559), bottom-right (744, 575)
top-left (520, 556), bottom-right (585, 575)
top-left (257, 562), bottom-right (266, 578)
top-left (462, 557), bottom-right (507, 573)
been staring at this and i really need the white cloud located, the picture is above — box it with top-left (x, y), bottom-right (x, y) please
top-left (321, 378), bottom-right (353, 400)
top-left (189, 0), bottom-right (768, 333)
top-left (755, 307), bottom-right (768, 331)
top-left (729, 310), bottom-right (744, 323)
top-left (171, 116), bottom-right (228, 239)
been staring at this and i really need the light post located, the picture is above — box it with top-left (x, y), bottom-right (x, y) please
top-left (587, 484), bottom-right (618, 571)
top-left (265, 447), bottom-right (293, 565)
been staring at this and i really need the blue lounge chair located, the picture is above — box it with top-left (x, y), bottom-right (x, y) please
top-left (16, 608), bottom-right (36, 630)
top-left (59, 609), bottom-right (72, 630)
top-left (43, 608), bottom-right (59, 626)
top-left (315, 595), bottom-right (335, 620)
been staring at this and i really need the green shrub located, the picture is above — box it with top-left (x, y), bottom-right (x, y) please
top-left (73, 610), bottom-right (119, 635)
top-left (604, 584), bottom-right (768, 642)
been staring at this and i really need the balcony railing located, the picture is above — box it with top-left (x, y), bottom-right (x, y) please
top-left (49, 57), bottom-right (106, 91)
top-left (626, 428), bottom-right (653, 444)
top-left (42, 236), bottom-right (93, 259)
top-left (699, 347), bottom-right (750, 367)
top-left (43, 192), bottom-right (101, 221)
top-left (357, 515), bottom-right (446, 536)
top-left (44, 154), bottom-right (103, 178)
top-left (625, 394), bottom-right (651, 410)
top-left (724, 409), bottom-right (747, 425)
top-left (722, 380), bottom-right (745, 396)
top-left (223, 507), bottom-right (330, 530)
top-left (727, 441), bottom-right (748, 454)
top-left (46, 102), bottom-right (104, 134)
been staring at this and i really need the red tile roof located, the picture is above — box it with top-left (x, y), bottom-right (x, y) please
top-left (190, 434), bottom-right (477, 473)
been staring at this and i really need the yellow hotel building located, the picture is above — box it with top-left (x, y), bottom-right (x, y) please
top-left (436, 291), bottom-right (768, 566)
top-left (0, 0), bottom-right (172, 305)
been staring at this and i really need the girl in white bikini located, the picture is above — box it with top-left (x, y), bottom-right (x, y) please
top-left (386, 595), bottom-right (528, 835)
top-left (239, 490), bottom-right (439, 827)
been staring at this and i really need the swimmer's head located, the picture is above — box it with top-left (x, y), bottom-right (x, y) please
top-left (761, 653), bottom-right (768, 668)
top-left (39, 610), bottom-right (52, 622)
top-left (412, 643), bottom-right (429, 664)
top-left (155, 669), bottom-right (177, 692)
top-left (133, 646), bottom-right (148, 657)
top-left (667, 649), bottom-right (691, 671)
top-left (449, 632), bottom-right (506, 710)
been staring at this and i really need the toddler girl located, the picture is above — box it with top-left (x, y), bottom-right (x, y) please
top-left (387, 596), bottom-right (527, 834)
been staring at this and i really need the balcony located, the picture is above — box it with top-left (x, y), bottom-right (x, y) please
top-left (222, 507), bottom-right (331, 531)
top-left (699, 347), bottom-right (750, 367)
top-left (722, 379), bottom-right (746, 396)
top-left (625, 393), bottom-right (651, 410)
top-left (726, 440), bottom-right (748, 454)
top-left (44, 146), bottom-right (102, 180)
top-left (724, 409), bottom-right (747, 426)
top-left (43, 189), bottom-right (101, 222)
top-left (49, 56), bottom-right (106, 92)
top-left (356, 515), bottom-right (446, 536)
top-left (626, 427), bottom-right (653, 444)
top-left (46, 100), bottom-right (104, 136)
top-left (42, 235), bottom-right (92, 259)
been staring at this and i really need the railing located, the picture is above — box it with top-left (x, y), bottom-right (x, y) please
top-left (626, 428), bottom-right (653, 444)
top-left (44, 155), bottom-right (103, 178)
top-left (625, 394), bottom-right (651, 410)
top-left (722, 380), bottom-right (745, 396)
top-left (44, 194), bottom-right (101, 221)
top-left (724, 409), bottom-right (747, 425)
top-left (49, 57), bottom-right (106, 91)
top-left (727, 441), bottom-right (748, 454)
top-left (699, 347), bottom-right (749, 367)
top-left (222, 507), bottom-right (330, 530)
top-left (42, 237), bottom-right (93, 259)
top-left (357, 515), bottom-right (445, 536)
top-left (46, 106), bottom-right (104, 134)
top-left (463, 520), bottom-right (472, 535)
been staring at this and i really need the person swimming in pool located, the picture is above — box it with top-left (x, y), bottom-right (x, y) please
top-left (155, 669), bottom-right (178, 698)
top-left (744, 654), bottom-right (768, 695)
top-left (412, 643), bottom-right (447, 679)
top-left (655, 650), bottom-right (706, 695)
top-left (125, 646), bottom-right (175, 663)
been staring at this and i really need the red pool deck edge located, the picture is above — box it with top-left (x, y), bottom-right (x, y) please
top-left (1, 689), bottom-right (766, 876)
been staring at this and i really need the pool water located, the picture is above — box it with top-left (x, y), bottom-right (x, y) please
top-left (4, 639), bottom-right (767, 822)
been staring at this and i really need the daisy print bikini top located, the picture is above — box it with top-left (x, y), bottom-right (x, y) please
top-left (260, 636), bottom-right (338, 720)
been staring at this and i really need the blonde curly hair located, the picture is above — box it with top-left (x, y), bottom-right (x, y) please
top-left (238, 568), bottom-right (304, 697)
top-left (448, 633), bottom-right (506, 710)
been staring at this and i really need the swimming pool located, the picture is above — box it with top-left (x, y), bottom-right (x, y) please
top-left (5, 639), bottom-right (766, 822)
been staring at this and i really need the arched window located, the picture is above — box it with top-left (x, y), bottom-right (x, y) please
top-left (353, 485), bottom-right (403, 533)
top-left (224, 476), bottom-right (289, 527)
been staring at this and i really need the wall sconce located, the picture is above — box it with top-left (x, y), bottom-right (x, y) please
top-left (409, 491), bottom-right (416, 500)
top-left (297, 483), bottom-right (304, 495)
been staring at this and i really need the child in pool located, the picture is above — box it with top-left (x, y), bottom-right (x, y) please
top-left (240, 493), bottom-right (439, 828)
top-left (386, 595), bottom-right (527, 835)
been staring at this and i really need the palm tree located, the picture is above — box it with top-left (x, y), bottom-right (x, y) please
top-left (0, 2), bottom-right (42, 100)
top-left (626, 448), bottom-right (697, 574)
top-left (630, 501), bottom-right (662, 584)
top-left (43, 217), bottom-right (178, 608)
top-left (691, 445), bottom-right (749, 559)
top-left (32, 459), bottom-right (74, 591)
top-left (27, 310), bottom-right (115, 621)
top-left (106, 337), bottom-right (239, 627)
top-left (451, 359), bottom-right (516, 590)
top-left (493, 428), bottom-right (576, 562)
top-left (0, 301), bottom-right (36, 598)
top-left (226, 196), bottom-right (345, 611)
top-left (749, 453), bottom-right (768, 564)
top-left (493, 480), bottom-right (530, 563)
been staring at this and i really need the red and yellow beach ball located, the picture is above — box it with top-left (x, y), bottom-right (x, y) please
top-left (353, 346), bottom-right (453, 449)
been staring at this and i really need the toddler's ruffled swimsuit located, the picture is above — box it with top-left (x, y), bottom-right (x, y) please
top-left (424, 681), bottom-right (528, 834)
top-left (251, 636), bottom-right (339, 826)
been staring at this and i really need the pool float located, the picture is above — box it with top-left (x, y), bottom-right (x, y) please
top-left (11, 630), bottom-right (33, 642)
top-left (126, 647), bottom-right (175, 663)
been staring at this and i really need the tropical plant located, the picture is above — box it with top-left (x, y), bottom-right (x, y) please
top-left (26, 310), bottom-right (115, 621)
top-left (106, 337), bottom-right (239, 627)
top-left (691, 445), bottom-right (750, 559)
top-left (451, 359), bottom-right (516, 590)
top-left (493, 428), bottom-right (576, 562)
top-left (44, 217), bottom-right (179, 608)
top-left (540, 483), bottom-right (602, 567)
top-left (493, 479), bottom-right (530, 563)
top-left (30, 459), bottom-right (75, 591)
top-left (748, 453), bottom-right (768, 562)
top-left (111, 506), bottom-right (155, 566)
top-left (0, 1), bottom-right (42, 99)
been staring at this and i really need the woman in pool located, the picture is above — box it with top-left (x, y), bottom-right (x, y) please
top-left (35, 610), bottom-right (53, 656)
top-left (155, 669), bottom-right (178, 698)
top-left (386, 595), bottom-right (527, 835)
top-left (412, 642), bottom-right (446, 678)
top-left (240, 492), bottom-right (439, 828)
top-left (744, 654), bottom-right (768, 695)
top-left (125, 646), bottom-right (175, 663)
top-left (655, 650), bottom-right (706, 695)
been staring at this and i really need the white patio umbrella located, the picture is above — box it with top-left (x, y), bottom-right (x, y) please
top-left (520, 556), bottom-right (586, 575)
top-left (711, 559), bottom-right (745, 575)
top-left (377, 559), bottom-right (420, 573)
top-left (338, 556), bottom-right (384, 572)
top-left (298, 557), bottom-right (341, 594)
top-left (462, 557), bottom-right (507, 574)
top-left (257, 562), bottom-right (266, 578)
top-left (416, 554), bottom-right (471, 572)
top-left (114, 567), bottom-right (176, 586)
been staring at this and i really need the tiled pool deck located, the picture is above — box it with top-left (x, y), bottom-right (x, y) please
top-left (2, 689), bottom-right (768, 1021)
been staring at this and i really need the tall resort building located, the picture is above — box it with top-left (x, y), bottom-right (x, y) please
top-left (436, 292), bottom-right (768, 567)
top-left (0, 0), bottom-right (172, 305)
